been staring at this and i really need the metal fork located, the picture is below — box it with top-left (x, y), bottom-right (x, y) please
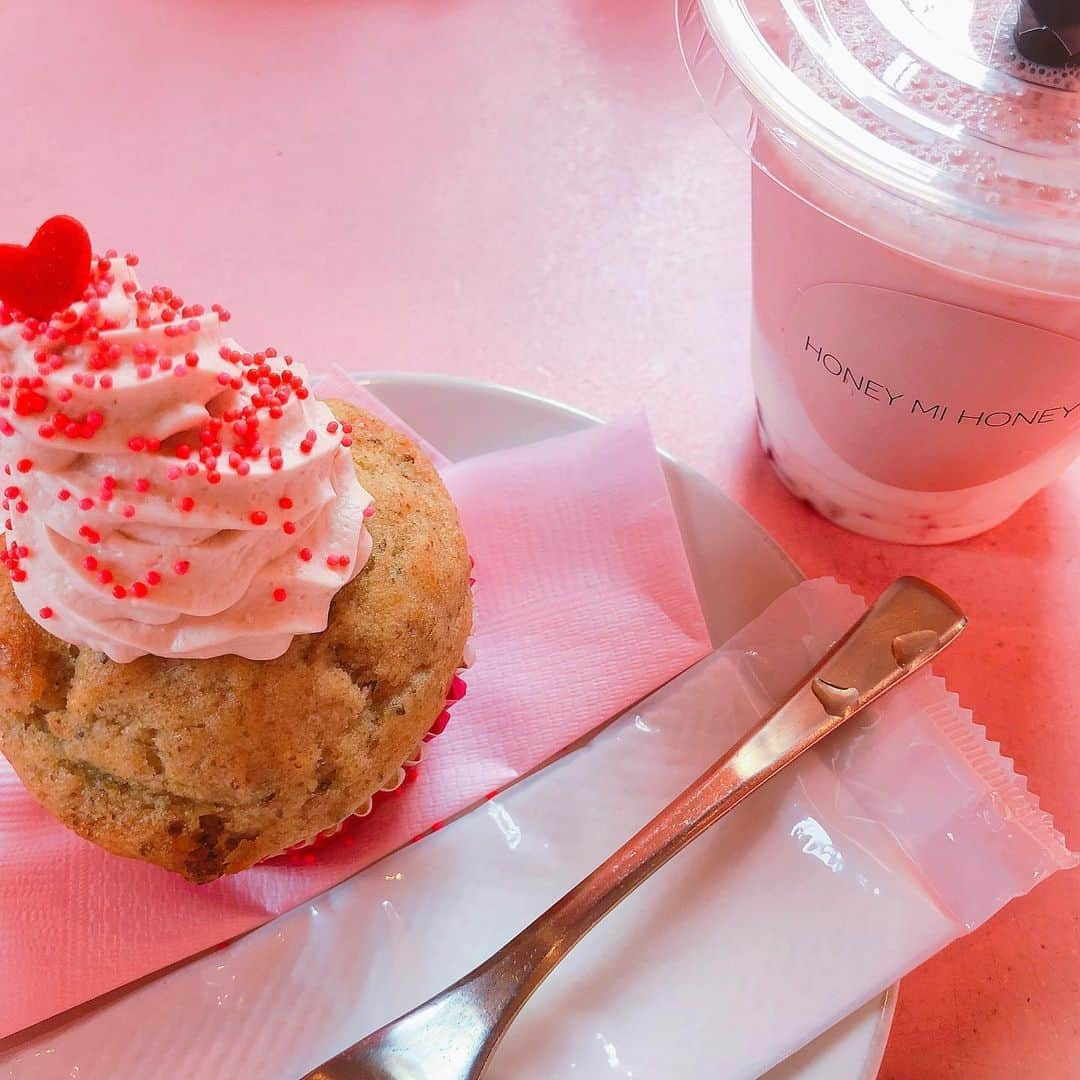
top-left (305, 577), bottom-right (966, 1080)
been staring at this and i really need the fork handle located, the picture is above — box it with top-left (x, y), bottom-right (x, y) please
top-left (307, 577), bottom-right (965, 1079)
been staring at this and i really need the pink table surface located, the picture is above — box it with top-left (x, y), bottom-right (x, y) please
top-left (3, 2), bottom-right (1077, 1077)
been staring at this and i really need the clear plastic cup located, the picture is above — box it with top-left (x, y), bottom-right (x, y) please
top-left (679, 0), bottom-right (1080, 543)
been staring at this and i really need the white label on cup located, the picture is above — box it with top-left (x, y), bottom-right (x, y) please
top-left (787, 283), bottom-right (1080, 492)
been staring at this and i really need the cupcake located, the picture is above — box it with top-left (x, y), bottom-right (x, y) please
top-left (0, 217), bottom-right (472, 882)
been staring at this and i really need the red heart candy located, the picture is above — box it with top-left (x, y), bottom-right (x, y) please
top-left (0, 215), bottom-right (92, 321)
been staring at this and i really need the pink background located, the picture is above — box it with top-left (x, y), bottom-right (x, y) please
top-left (2, 1), bottom-right (1076, 1076)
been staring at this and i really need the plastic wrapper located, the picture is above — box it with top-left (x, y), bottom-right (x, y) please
top-left (1, 578), bottom-right (1072, 1077)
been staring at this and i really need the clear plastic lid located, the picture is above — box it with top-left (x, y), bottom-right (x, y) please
top-left (679, 0), bottom-right (1080, 295)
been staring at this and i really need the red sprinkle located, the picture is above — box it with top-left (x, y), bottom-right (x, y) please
top-left (13, 388), bottom-right (48, 416)
top-left (250, 510), bottom-right (268, 526)
top-left (179, 496), bottom-right (195, 512)
top-left (279, 497), bottom-right (293, 509)
top-left (112, 584), bottom-right (127, 599)
top-left (132, 581), bottom-right (149, 598)
top-left (298, 547), bottom-right (313, 561)
top-left (273, 587), bottom-right (287, 602)
top-left (39, 607), bottom-right (53, 620)
top-left (146, 570), bottom-right (162, 586)
top-left (174, 560), bottom-right (190, 575)
top-left (16, 459), bottom-right (32, 473)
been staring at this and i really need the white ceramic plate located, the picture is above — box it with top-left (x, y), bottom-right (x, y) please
top-left (0, 375), bottom-right (894, 1079)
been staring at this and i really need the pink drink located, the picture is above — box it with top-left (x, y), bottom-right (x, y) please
top-left (680, 0), bottom-right (1080, 543)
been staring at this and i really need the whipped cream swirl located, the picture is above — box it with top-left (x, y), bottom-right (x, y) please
top-left (0, 256), bottom-right (372, 662)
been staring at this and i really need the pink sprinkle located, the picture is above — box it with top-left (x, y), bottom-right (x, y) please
top-left (135, 477), bottom-right (150, 493)
top-left (167, 466), bottom-right (182, 481)
top-left (363, 505), bottom-right (376, 519)
top-left (122, 504), bottom-right (136, 518)
top-left (136, 364), bottom-right (153, 380)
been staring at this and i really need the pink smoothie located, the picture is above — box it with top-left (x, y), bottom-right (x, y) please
top-left (684, 0), bottom-right (1080, 542)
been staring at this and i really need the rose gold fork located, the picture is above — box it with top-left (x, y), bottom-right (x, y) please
top-left (305, 577), bottom-right (966, 1080)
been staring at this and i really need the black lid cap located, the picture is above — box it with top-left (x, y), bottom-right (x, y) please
top-left (1016, 1), bottom-right (1080, 66)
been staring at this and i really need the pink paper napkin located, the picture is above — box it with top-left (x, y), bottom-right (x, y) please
top-left (0, 383), bottom-right (710, 1039)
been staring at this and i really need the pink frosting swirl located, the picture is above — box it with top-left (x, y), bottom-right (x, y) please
top-left (0, 255), bottom-right (371, 662)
